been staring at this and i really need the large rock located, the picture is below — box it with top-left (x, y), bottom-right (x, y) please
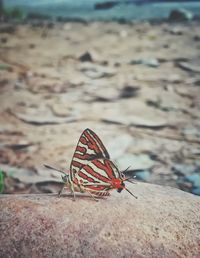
top-left (168, 9), bottom-right (193, 22)
top-left (0, 183), bottom-right (200, 258)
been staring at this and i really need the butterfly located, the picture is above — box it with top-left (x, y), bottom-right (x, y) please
top-left (45, 128), bottom-right (137, 201)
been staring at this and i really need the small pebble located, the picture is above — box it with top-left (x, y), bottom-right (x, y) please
top-left (185, 173), bottom-right (200, 188)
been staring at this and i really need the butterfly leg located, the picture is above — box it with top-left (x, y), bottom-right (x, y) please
top-left (85, 190), bottom-right (99, 202)
top-left (69, 183), bottom-right (76, 201)
top-left (77, 183), bottom-right (99, 201)
top-left (58, 184), bottom-right (66, 197)
top-left (71, 190), bottom-right (76, 201)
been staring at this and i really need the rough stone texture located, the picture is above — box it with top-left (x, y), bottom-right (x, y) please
top-left (1, 183), bottom-right (200, 258)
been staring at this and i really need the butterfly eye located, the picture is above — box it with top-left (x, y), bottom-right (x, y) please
top-left (121, 173), bottom-right (125, 179)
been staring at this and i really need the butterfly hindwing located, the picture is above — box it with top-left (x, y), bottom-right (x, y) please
top-left (70, 129), bottom-right (110, 180)
top-left (75, 158), bottom-right (121, 193)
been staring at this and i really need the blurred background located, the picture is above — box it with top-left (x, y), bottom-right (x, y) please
top-left (0, 0), bottom-right (200, 196)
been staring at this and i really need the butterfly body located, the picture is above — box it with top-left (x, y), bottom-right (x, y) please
top-left (45, 129), bottom-right (137, 200)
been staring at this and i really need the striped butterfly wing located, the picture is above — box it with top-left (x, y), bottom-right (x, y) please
top-left (70, 129), bottom-right (110, 180)
top-left (75, 158), bottom-right (122, 195)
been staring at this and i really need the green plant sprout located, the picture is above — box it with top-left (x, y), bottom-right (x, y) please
top-left (0, 169), bottom-right (4, 193)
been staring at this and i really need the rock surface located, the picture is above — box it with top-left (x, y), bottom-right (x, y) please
top-left (1, 183), bottom-right (200, 258)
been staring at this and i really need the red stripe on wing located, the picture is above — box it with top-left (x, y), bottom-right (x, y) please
top-left (76, 146), bottom-right (87, 153)
top-left (71, 160), bottom-right (83, 168)
top-left (86, 185), bottom-right (108, 192)
top-left (74, 153), bottom-right (91, 160)
top-left (93, 159), bottom-right (116, 179)
top-left (89, 130), bottom-right (109, 158)
top-left (94, 191), bottom-right (110, 196)
top-left (84, 130), bottom-right (100, 153)
top-left (79, 136), bottom-right (88, 145)
top-left (78, 171), bottom-right (96, 182)
top-left (83, 164), bottom-right (109, 183)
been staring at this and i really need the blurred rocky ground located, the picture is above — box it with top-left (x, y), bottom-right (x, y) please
top-left (0, 19), bottom-right (200, 196)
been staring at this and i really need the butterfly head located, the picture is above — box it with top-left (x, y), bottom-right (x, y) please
top-left (111, 178), bottom-right (125, 192)
top-left (110, 171), bottom-right (138, 199)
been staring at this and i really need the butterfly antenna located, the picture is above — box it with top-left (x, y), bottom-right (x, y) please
top-left (122, 166), bottom-right (131, 174)
top-left (121, 166), bottom-right (137, 182)
top-left (125, 187), bottom-right (138, 199)
top-left (44, 164), bottom-right (67, 175)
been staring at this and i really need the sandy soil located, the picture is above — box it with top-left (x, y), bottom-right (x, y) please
top-left (0, 20), bottom-right (200, 194)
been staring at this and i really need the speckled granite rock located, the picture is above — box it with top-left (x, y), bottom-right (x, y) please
top-left (0, 183), bottom-right (200, 258)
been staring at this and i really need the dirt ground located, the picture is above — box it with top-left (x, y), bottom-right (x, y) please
top-left (0, 20), bottom-right (200, 195)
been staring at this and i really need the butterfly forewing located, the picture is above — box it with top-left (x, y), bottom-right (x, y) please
top-left (70, 129), bottom-right (110, 180)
